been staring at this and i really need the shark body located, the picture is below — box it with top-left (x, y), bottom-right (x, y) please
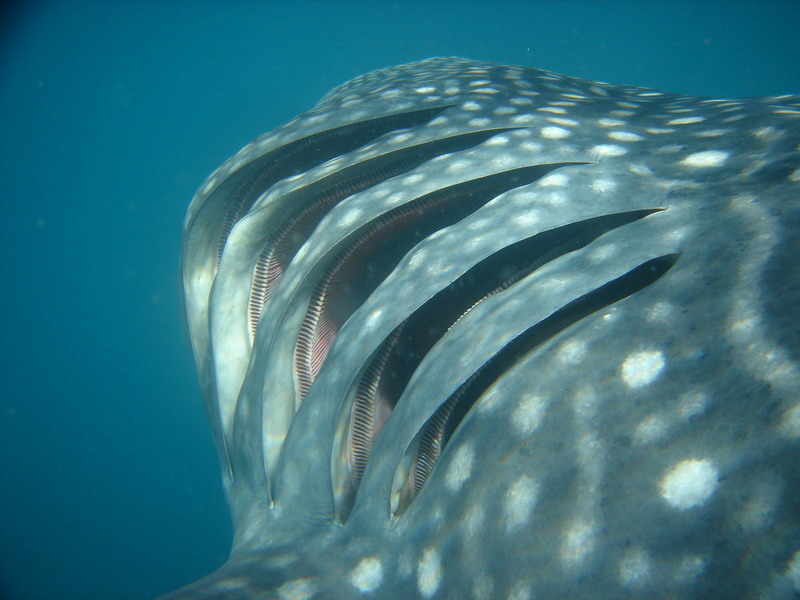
top-left (166, 58), bottom-right (800, 599)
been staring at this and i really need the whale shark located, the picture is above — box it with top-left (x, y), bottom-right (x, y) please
top-left (165, 57), bottom-right (800, 599)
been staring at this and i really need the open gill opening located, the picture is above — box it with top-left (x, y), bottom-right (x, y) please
top-left (212, 105), bottom-right (453, 267)
top-left (333, 208), bottom-right (662, 521)
top-left (390, 252), bottom-right (679, 517)
top-left (246, 127), bottom-right (516, 341)
top-left (293, 162), bottom-right (586, 406)
top-left (348, 326), bottom-right (404, 485)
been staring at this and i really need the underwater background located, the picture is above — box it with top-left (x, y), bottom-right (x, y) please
top-left (1, 1), bottom-right (798, 598)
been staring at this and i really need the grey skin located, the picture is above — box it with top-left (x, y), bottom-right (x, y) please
top-left (167, 58), bottom-right (800, 599)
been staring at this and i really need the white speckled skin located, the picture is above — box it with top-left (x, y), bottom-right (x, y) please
top-left (169, 58), bottom-right (800, 599)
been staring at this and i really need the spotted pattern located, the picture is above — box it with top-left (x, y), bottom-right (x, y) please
top-left (510, 394), bottom-right (548, 436)
top-left (349, 557), bottom-right (383, 593)
top-left (417, 548), bottom-right (442, 598)
top-left (621, 350), bottom-right (665, 388)
top-left (502, 475), bottom-right (539, 531)
top-left (560, 517), bottom-right (597, 568)
top-left (170, 57), bottom-right (800, 600)
top-left (445, 443), bottom-right (475, 492)
top-left (619, 547), bottom-right (652, 587)
top-left (681, 150), bottom-right (728, 167)
top-left (660, 459), bottom-right (719, 510)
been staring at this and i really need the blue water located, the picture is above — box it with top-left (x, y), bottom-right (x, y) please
top-left (1, 1), bottom-right (798, 598)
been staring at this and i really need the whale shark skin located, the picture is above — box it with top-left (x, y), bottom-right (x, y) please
top-left (166, 58), bottom-right (800, 599)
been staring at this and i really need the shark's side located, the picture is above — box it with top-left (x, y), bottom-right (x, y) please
top-left (166, 58), bottom-right (800, 599)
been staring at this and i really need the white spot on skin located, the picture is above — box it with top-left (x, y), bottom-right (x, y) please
top-left (678, 391), bottom-right (708, 420)
top-left (660, 458), bottom-right (719, 510)
top-left (675, 555), bottom-right (709, 582)
top-left (511, 395), bottom-right (548, 435)
top-left (379, 89), bottom-right (402, 100)
top-left (484, 135), bottom-right (510, 146)
top-left (557, 339), bottom-right (587, 364)
top-left (541, 126), bottom-right (571, 139)
top-left (681, 150), bottom-right (728, 167)
top-left (575, 431), bottom-right (603, 479)
top-left (694, 129), bottom-right (730, 138)
top-left (633, 413), bottom-right (669, 445)
top-left (391, 132), bottom-right (414, 144)
top-left (512, 210), bottom-right (540, 227)
top-left (538, 106), bottom-right (567, 114)
top-left (591, 144), bottom-right (627, 157)
top-left (507, 581), bottom-right (532, 600)
top-left (494, 105), bottom-right (517, 115)
top-left (464, 502), bottom-right (485, 538)
top-left (503, 475), bottom-right (539, 531)
top-left (588, 243), bottom-right (616, 262)
top-left (646, 127), bottom-right (675, 134)
top-left (647, 301), bottom-right (673, 322)
top-left (471, 572), bottom-right (494, 600)
top-left (337, 206), bottom-right (363, 228)
top-left (406, 249), bottom-right (425, 270)
top-left (608, 131), bottom-right (644, 141)
top-left (619, 548), bottom-right (651, 587)
top-left (591, 178), bottom-right (616, 194)
top-left (633, 391), bottom-right (707, 446)
top-left (723, 113), bottom-right (745, 123)
top-left (628, 162), bottom-right (654, 176)
top-left (445, 443), bottom-right (474, 491)
top-left (547, 117), bottom-right (578, 127)
top-left (363, 308), bottom-right (384, 330)
top-left (539, 173), bottom-right (568, 187)
top-left (445, 159), bottom-right (472, 174)
top-left (350, 557), bottom-right (383, 592)
top-left (417, 548), bottom-right (442, 598)
top-left (520, 140), bottom-right (542, 152)
top-left (598, 117), bottom-right (625, 127)
top-left (398, 551), bottom-right (413, 577)
top-left (667, 116), bottom-right (704, 125)
top-left (752, 126), bottom-right (781, 140)
top-left (275, 578), bottom-right (317, 600)
top-left (621, 350), bottom-right (665, 388)
top-left (200, 176), bottom-right (217, 195)
top-left (386, 191), bottom-right (405, 205)
top-left (512, 114), bottom-right (536, 125)
top-left (428, 502), bottom-right (444, 523)
top-left (543, 191), bottom-right (567, 206)
top-left (560, 518), bottom-right (596, 567)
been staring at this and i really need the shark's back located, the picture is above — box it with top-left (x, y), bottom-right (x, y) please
top-left (170, 58), bottom-right (800, 599)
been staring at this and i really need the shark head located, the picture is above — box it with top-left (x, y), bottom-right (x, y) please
top-left (165, 58), bottom-right (800, 599)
